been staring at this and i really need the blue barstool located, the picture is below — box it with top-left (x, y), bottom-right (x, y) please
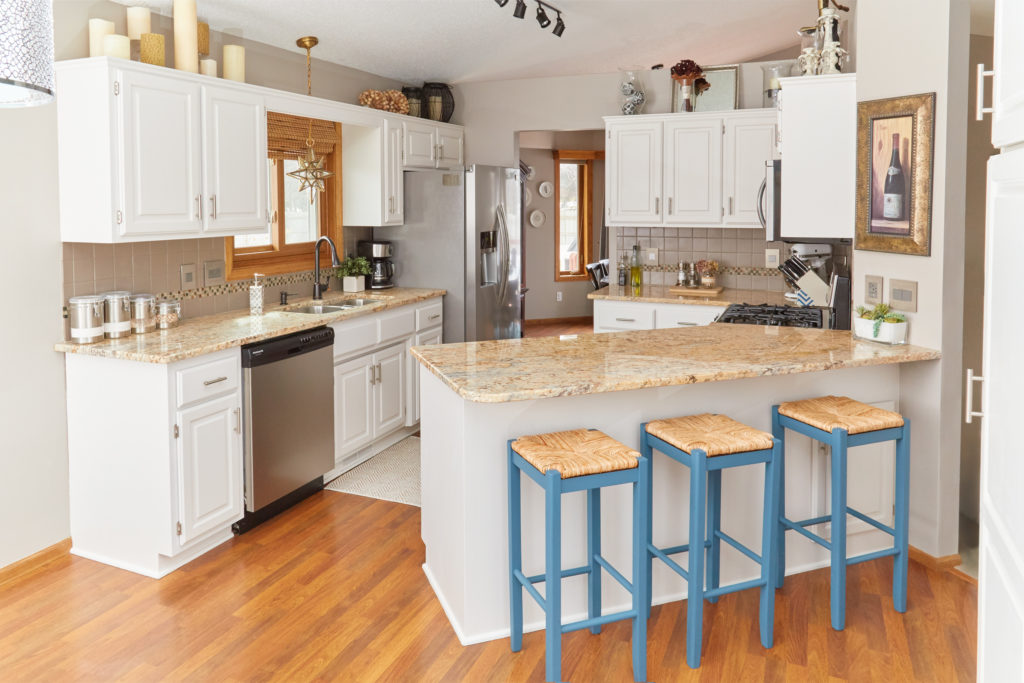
top-left (640, 414), bottom-right (780, 669)
top-left (772, 395), bottom-right (910, 631)
top-left (508, 428), bottom-right (649, 683)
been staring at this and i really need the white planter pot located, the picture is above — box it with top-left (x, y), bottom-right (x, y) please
top-left (853, 317), bottom-right (907, 344)
top-left (342, 276), bottom-right (366, 293)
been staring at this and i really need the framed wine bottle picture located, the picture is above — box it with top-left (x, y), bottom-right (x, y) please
top-left (855, 93), bottom-right (936, 256)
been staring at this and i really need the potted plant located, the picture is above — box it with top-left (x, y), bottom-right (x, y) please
top-left (854, 303), bottom-right (908, 344)
top-left (695, 259), bottom-right (720, 288)
top-left (336, 256), bottom-right (372, 293)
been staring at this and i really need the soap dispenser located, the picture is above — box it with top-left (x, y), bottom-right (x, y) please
top-left (249, 273), bottom-right (264, 316)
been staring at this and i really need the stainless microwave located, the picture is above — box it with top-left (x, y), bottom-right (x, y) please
top-left (757, 160), bottom-right (781, 241)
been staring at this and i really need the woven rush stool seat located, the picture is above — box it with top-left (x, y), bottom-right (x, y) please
top-left (645, 414), bottom-right (774, 456)
top-left (511, 428), bottom-right (639, 478)
top-left (778, 395), bottom-right (904, 435)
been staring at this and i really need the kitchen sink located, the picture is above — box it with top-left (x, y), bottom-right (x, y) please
top-left (290, 299), bottom-right (376, 314)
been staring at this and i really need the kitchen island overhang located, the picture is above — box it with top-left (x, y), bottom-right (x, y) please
top-left (412, 325), bottom-right (940, 646)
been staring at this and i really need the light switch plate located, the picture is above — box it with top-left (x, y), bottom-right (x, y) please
top-left (180, 263), bottom-right (197, 291)
top-left (890, 279), bottom-right (918, 312)
top-left (864, 274), bottom-right (883, 306)
top-left (204, 259), bottom-right (226, 286)
top-left (765, 248), bottom-right (780, 269)
top-left (645, 247), bottom-right (659, 264)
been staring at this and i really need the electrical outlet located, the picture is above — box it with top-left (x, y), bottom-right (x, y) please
top-left (645, 247), bottom-right (659, 264)
top-left (864, 274), bottom-right (883, 306)
top-left (890, 279), bottom-right (918, 312)
top-left (556, 291), bottom-right (562, 302)
top-left (765, 248), bottom-right (780, 268)
top-left (180, 263), bottom-right (197, 291)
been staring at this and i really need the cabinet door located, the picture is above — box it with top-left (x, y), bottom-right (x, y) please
top-left (334, 354), bottom-right (375, 459)
top-left (992, 0), bottom-right (1024, 148)
top-left (723, 115), bottom-right (776, 227)
top-left (437, 128), bottom-right (464, 169)
top-left (411, 328), bottom-right (443, 423)
top-left (607, 121), bottom-right (663, 225)
top-left (176, 393), bottom-right (243, 544)
top-left (664, 119), bottom-right (722, 225)
top-left (383, 120), bottom-right (404, 225)
top-left (403, 120), bottom-right (437, 168)
top-left (202, 87), bottom-right (267, 234)
top-left (373, 345), bottom-right (406, 437)
top-left (653, 304), bottom-right (727, 328)
top-left (118, 69), bottom-right (202, 237)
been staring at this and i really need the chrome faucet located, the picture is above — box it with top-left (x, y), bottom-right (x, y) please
top-left (313, 236), bottom-right (342, 300)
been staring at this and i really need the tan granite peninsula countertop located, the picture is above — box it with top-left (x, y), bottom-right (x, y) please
top-left (56, 287), bottom-right (445, 364)
top-left (411, 324), bottom-right (940, 403)
top-left (588, 284), bottom-right (791, 307)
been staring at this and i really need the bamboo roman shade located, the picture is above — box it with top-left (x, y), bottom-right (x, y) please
top-left (266, 112), bottom-right (338, 160)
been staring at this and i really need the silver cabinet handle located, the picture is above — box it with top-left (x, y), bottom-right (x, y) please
top-left (369, 366), bottom-right (375, 386)
top-left (728, 197), bottom-right (734, 215)
top-left (655, 197), bottom-right (660, 214)
top-left (375, 363), bottom-right (382, 384)
top-left (195, 195), bottom-right (201, 219)
top-left (965, 368), bottom-right (985, 423)
top-left (676, 321), bottom-right (698, 326)
top-left (233, 408), bottom-right (241, 433)
top-left (203, 376), bottom-right (228, 386)
top-left (210, 195), bottom-right (217, 219)
top-left (668, 197), bottom-right (673, 215)
top-left (976, 63), bottom-right (994, 121)
top-left (615, 317), bottom-right (635, 322)
top-left (428, 313), bottom-right (441, 321)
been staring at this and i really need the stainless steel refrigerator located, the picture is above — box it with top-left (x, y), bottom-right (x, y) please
top-left (381, 165), bottom-right (521, 343)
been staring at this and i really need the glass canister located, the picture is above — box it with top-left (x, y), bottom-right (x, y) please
top-left (130, 293), bottom-right (157, 333)
top-left (67, 295), bottom-right (105, 344)
top-left (156, 300), bottom-right (182, 329)
top-left (761, 62), bottom-right (790, 108)
top-left (100, 290), bottom-right (132, 339)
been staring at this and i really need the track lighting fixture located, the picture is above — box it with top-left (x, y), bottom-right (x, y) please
top-left (498, 0), bottom-right (566, 36)
top-left (494, 0), bottom-right (509, 6)
top-left (552, 12), bottom-right (565, 36)
top-left (512, 0), bottom-right (527, 19)
top-left (535, 4), bottom-right (551, 28)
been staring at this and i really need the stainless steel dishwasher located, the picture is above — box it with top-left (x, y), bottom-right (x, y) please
top-left (233, 326), bottom-right (334, 533)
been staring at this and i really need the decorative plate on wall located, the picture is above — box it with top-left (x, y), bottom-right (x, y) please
top-left (525, 165), bottom-right (536, 181)
top-left (529, 210), bottom-right (546, 228)
top-left (538, 181), bottom-right (553, 198)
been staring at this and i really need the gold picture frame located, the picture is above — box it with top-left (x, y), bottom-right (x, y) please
top-left (855, 93), bottom-right (936, 256)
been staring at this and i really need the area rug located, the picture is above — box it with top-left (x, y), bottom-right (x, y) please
top-left (324, 436), bottom-right (420, 507)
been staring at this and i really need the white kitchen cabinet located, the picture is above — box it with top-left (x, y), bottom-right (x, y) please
top-left (664, 119), bottom-right (722, 225)
top-left (55, 58), bottom-right (268, 243)
top-left (991, 0), bottom-right (1024, 148)
top-left (403, 119), bottom-right (464, 170)
top-left (606, 119), bottom-right (663, 224)
top-left (593, 299), bottom-right (726, 333)
top-left (653, 303), bottom-right (727, 328)
top-left (778, 75), bottom-right (855, 239)
top-left (723, 115), bottom-right (778, 227)
top-left (411, 326), bottom-right (443, 423)
top-left (334, 354), bottom-right (375, 456)
top-left (384, 119), bottom-right (405, 224)
top-left (373, 344), bottom-right (407, 436)
top-left (341, 117), bottom-right (405, 227)
top-left (437, 127), bottom-right (465, 168)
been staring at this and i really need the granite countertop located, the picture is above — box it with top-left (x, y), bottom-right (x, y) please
top-left (411, 324), bottom-right (941, 403)
top-left (588, 284), bottom-right (791, 307)
top-left (56, 287), bottom-right (446, 364)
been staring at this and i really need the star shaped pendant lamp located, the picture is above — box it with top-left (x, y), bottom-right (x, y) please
top-left (286, 36), bottom-right (333, 203)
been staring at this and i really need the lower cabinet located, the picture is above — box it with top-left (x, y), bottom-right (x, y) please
top-left (593, 299), bottom-right (726, 333)
top-left (334, 343), bottom-right (407, 457)
top-left (410, 326), bottom-right (443, 423)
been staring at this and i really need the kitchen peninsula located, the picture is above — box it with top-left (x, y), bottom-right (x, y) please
top-left (411, 325), bottom-right (939, 644)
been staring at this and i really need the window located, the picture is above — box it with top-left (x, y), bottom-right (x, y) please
top-left (553, 150), bottom-right (601, 282)
top-left (226, 113), bottom-right (342, 280)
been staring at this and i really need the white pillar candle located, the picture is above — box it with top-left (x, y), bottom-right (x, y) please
top-left (172, 0), bottom-right (199, 73)
top-left (126, 7), bottom-right (151, 41)
top-left (88, 18), bottom-right (115, 58)
top-left (223, 45), bottom-right (245, 82)
top-left (103, 34), bottom-right (131, 60)
top-left (199, 58), bottom-right (217, 77)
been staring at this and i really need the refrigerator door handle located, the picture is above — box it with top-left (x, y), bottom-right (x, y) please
top-left (495, 204), bottom-right (510, 303)
top-left (756, 177), bottom-right (767, 230)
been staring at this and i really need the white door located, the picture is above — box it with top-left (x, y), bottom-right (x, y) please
top-left (606, 121), bottom-right (663, 225)
top-left (383, 120), bottom-right (404, 225)
top-left (176, 394), bottom-right (243, 544)
top-left (991, 0), bottom-right (1024, 148)
top-left (374, 344), bottom-right (406, 437)
top-left (411, 328), bottom-right (443, 423)
top-left (334, 354), bottom-right (375, 459)
top-left (663, 119), bottom-right (723, 226)
top-left (723, 115), bottom-right (776, 227)
top-left (118, 70), bottom-right (202, 237)
top-left (202, 87), bottom-right (267, 234)
top-left (977, 146), bottom-right (1024, 681)
top-left (403, 120), bottom-right (436, 168)
top-left (437, 128), bottom-right (464, 169)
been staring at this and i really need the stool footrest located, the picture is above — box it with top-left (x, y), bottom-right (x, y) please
top-left (847, 506), bottom-right (896, 536)
top-left (716, 529), bottom-right (761, 565)
top-left (524, 564), bottom-right (590, 584)
top-left (513, 569), bottom-right (547, 610)
top-left (594, 554), bottom-right (632, 593)
top-left (650, 543), bottom-right (690, 582)
top-left (660, 539), bottom-right (712, 556)
top-left (846, 547), bottom-right (899, 566)
top-left (562, 609), bottom-right (638, 634)
top-left (703, 577), bottom-right (767, 600)
top-left (781, 516), bottom-right (832, 550)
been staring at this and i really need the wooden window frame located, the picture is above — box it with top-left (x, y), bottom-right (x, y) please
top-left (225, 121), bottom-right (343, 281)
top-left (553, 150), bottom-right (603, 282)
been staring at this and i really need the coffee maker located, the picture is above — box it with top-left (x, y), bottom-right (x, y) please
top-left (357, 240), bottom-right (395, 289)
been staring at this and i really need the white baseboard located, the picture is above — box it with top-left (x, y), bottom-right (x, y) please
top-left (70, 528), bottom-right (234, 579)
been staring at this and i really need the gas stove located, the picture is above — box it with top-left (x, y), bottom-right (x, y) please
top-left (718, 303), bottom-right (824, 328)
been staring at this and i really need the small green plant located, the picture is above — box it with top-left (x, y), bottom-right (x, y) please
top-left (856, 303), bottom-right (907, 337)
top-left (336, 256), bottom-right (372, 278)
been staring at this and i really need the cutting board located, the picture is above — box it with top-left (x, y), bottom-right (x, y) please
top-left (668, 285), bottom-right (724, 296)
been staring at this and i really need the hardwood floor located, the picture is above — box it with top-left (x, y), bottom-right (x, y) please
top-left (523, 318), bottom-right (594, 338)
top-left (0, 492), bottom-right (976, 682)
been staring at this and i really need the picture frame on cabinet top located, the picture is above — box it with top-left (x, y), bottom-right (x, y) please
top-left (673, 64), bottom-right (738, 113)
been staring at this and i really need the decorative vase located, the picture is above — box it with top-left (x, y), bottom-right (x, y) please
top-left (854, 317), bottom-right (908, 345)
top-left (422, 82), bottom-right (454, 122)
top-left (671, 74), bottom-right (696, 112)
top-left (343, 276), bottom-right (366, 293)
top-left (620, 69), bottom-right (646, 115)
top-left (701, 273), bottom-right (717, 289)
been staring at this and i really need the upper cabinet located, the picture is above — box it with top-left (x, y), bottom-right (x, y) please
top-left (341, 117), bottom-right (404, 227)
top-left (56, 59), bottom-right (268, 243)
top-left (402, 119), bottom-right (464, 170)
top-left (604, 110), bottom-right (776, 229)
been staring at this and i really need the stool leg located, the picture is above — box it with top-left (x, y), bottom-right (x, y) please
top-left (893, 419), bottom-right (911, 613)
top-left (640, 430), bottom-right (654, 621)
top-left (587, 487), bottom-right (602, 635)
top-left (686, 450), bottom-right (707, 669)
top-left (706, 469), bottom-right (722, 604)
top-left (760, 439), bottom-right (781, 649)
top-left (829, 429), bottom-right (848, 631)
top-left (508, 448), bottom-right (523, 652)
top-left (544, 470), bottom-right (562, 683)
top-left (771, 406), bottom-right (786, 590)
top-left (632, 454), bottom-right (650, 682)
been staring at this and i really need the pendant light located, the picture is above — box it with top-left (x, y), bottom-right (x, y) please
top-left (0, 0), bottom-right (55, 107)
top-left (287, 36), bottom-right (334, 203)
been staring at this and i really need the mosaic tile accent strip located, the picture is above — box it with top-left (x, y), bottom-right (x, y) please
top-left (637, 264), bottom-right (781, 277)
top-left (152, 268), bottom-right (337, 302)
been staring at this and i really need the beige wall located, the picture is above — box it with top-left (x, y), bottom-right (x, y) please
top-left (854, 0), bottom-right (970, 557)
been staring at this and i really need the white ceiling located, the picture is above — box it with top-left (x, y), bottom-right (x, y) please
top-left (113, 0), bottom-right (818, 84)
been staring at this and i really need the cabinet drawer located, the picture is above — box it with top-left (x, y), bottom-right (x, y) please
top-left (378, 307), bottom-right (415, 343)
top-left (331, 316), bottom-right (379, 359)
top-left (176, 355), bottom-right (240, 407)
top-left (594, 302), bottom-right (655, 330)
top-left (415, 301), bottom-right (443, 331)
top-left (654, 304), bottom-right (726, 329)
